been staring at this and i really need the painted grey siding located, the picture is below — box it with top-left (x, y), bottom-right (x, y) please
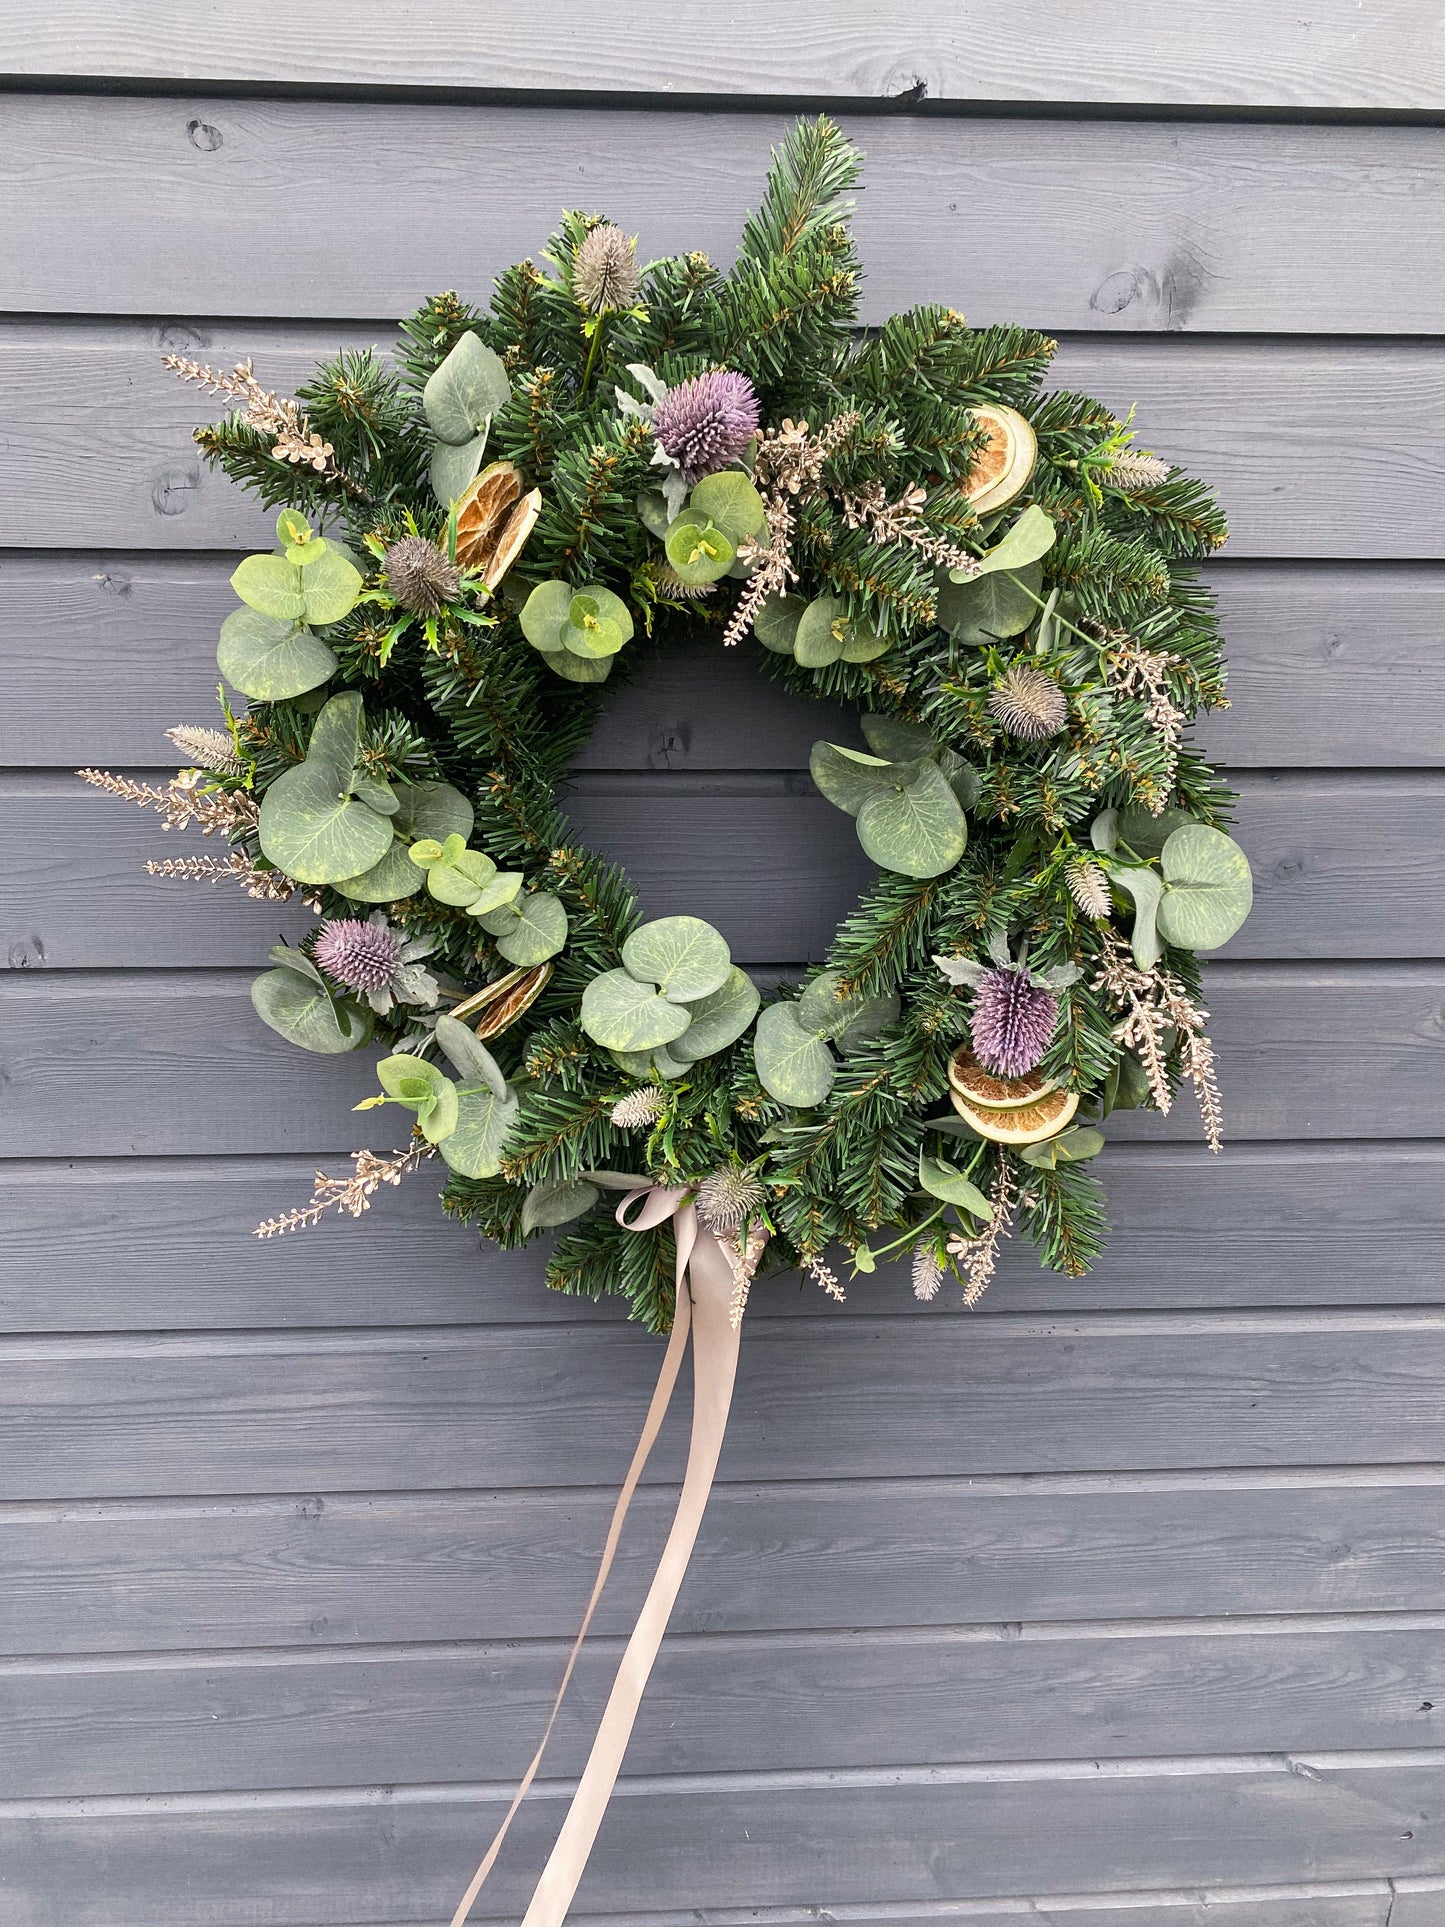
top-left (1, 16), bottom-right (1443, 1925)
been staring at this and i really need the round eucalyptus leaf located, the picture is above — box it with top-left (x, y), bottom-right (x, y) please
top-left (856, 762), bottom-right (968, 878)
top-left (841, 622), bottom-right (890, 661)
top-left (622, 916), bottom-right (731, 1003)
top-left (1114, 806), bottom-right (1194, 863)
top-left (834, 988), bottom-right (902, 1054)
top-left (794, 596), bottom-right (847, 667)
top-left (251, 967), bottom-right (370, 1055)
top-left (753, 1002), bottom-right (836, 1107)
top-left (937, 747), bottom-right (981, 809)
top-left (973, 504), bottom-right (1056, 578)
top-left (434, 1015), bottom-right (508, 1097)
top-left (1157, 825), bottom-right (1253, 951)
top-left (611, 1044), bottom-right (689, 1080)
top-left (669, 966), bottom-right (760, 1061)
top-left (637, 490), bottom-right (672, 538)
top-left (688, 471), bottom-right (767, 543)
top-left (276, 509), bottom-right (310, 548)
top-left (563, 586), bottom-right (633, 658)
top-left (796, 969), bottom-right (853, 1037)
top-left (581, 969), bottom-right (692, 1052)
top-left (753, 594), bottom-right (805, 655)
top-left (395, 780), bottom-right (474, 846)
top-left (302, 691), bottom-right (365, 783)
top-left (1091, 808), bottom-right (1120, 855)
top-left (494, 892), bottom-right (568, 966)
top-left (861, 714), bottom-right (936, 762)
top-left (544, 647), bottom-right (613, 683)
top-left (520, 1177), bottom-right (600, 1236)
top-left (440, 1083), bottom-right (520, 1179)
top-left (217, 608), bottom-right (337, 701)
top-left (258, 762), bottom-right (394, 886)
top-left (231, 553), bottom-right (305, 622)
top-left (809, 741), bottom-right (914, 817)
top-left (664, 514), bottom-right (734, 586)
top-left (936, 560), bottom-right (1041, 644)
top-left (430, 432), bottom-right (487, 506)
top-left (1112, 862), bottom-right (1164, 970)
top-left (466, 870), bottom-right (525, 918)
top-left (422, 331), bottom-right (511, 444)
top-left (521, 580), bottom-right (575, 653)
top-left (298, 546), bottom-right (364, 626)
top-left (427, 847), bottom-right (497, 907)
top-left (333, 836), bottom-right (426, 903)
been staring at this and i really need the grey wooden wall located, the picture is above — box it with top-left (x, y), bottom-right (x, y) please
top-left (2, 9), bottom-right (1445, 1924)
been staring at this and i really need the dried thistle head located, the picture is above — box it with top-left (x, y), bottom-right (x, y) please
top-left (969, 967), bottom-right (1059, 1078)
top-left (694, 1165), bottom-right (765, 1234)
top-left (383, 536), bottom-right (460, 615)
top-left (988, 664), bottom-right (1069, 741)
top-left (574, 223), bottom-right (640, 314)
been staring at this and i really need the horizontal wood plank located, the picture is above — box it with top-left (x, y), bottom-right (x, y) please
top-left (6, 1476), bottom-right (1441, 1655)
top-left (7, 1621), bottom-right (1444, 1796)
top-left (3, 324), bottom-right (1444, 557)
top-left (5, 1317), bottom-right (1445, 1498)
top-left (3, 2), bottom-right (1439, 111)
top-left (18, 767), bottom-right (1445, 966)
top-left (7, 1141), bottom-right (1444, 1331)
top-left (9, 557), bottom-right (1444, 771)
top-left (0, 965), bottom-right (1438, 1154)
top-left (4, 100), bottom-right (1444, 332)
top-left (4, 1755), bottom-right (1445, 1922)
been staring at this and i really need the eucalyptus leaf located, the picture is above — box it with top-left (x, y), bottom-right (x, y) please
top-left (297, 546), bottom-right (364, 625)
top-left (258, 757), bottom-right (394, 885)
top-left (753, 594), bottom-right (805, 655)
top-left (936, 560), bottom-right (1042, 644)
top-left (753, 1003), bottom-right (836, 1107)
top-left (217, 607), bottom-right (337, 701)
top-left (581, 969), bottom-right (692, 1052)
top-left (636, 490), bottom-right (672, 539)
top-left (433, 1014), bottom-right (508, 1097)
top-left (688, 471), bottom-right (767, 543)
top-left (621, 916), bottom-right (730, 1003)
top-left (664, 514), bottom-right (734, 586)
top-left (809, 741), bottom-right (917, 817)
top-left (793, 596), bottom-right (847, 667)
top-left (1113, 863), bottom-right (1164, 970)
top-left (918, 1152), bottom-right (992, 1217)
top-left (375, 1053), bottom-right (459, 1143)
top-left (493, 892), bottom-right (569, 966)
top-left (520, 1178), bottom-right (600, 1236)
top-left (440, 1083), bottom-right (519, 1179)
top-left (423, 332), bottom-right (510, 445)
top-left (1114, 806), bottom-right (1195, 863)
top-left (430, 432), bottom-right (487, 505)
top-left (251, 967), bottom-right (369, 1054)
top-left (611, 1044), bottom-right (690, 1079)
top-left (669, 966), bottom-right (760, 1061)
top-left (834, 988), bottom-right (902, 1054)
top-left (973, 504), bottom-right (1056, 578)
top-left (1090, 808), bottom-right (1120, 855)
top-left (1156, 825), bottom-right (1254, 951)
top-left (1020, 1124), bottom-right (1106, 1170)
top-left (856, 762), bottom-right (968, 878)
top-left (520, 580), bottom-right (575, 652)
top-left (861, 715), bottom-right (936, 762)
top-left (333, 836), bottom-right (426, 904)
top-left (231, 553), bottom-right (306, 622)
top-left (543, 647), bottom-right (613, 684)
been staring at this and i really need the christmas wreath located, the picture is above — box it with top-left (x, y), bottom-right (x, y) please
top-left (87, 117), bottom-right (1250, 1325)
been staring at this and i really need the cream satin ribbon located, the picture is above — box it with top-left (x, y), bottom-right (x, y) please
top-left (449, 1179), bottom-right (747, 1927)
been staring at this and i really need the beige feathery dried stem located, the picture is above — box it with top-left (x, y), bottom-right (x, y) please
top-left (255, 1142), bottom-right (434, 1238)
top-left (144, 850), bottom-right (321, 909)
top-left (1105, 639), bottom-right (1186, 809)
top-left (78, 766), bottom-right (259, 836)
top-left (912, 1236), bottom-right (945, 1302)
top-left (1092, 930), bottom-right (1223, 1150)
top-left (946, 1160), bottom-right (1017, 1307)
top-left (166, 725), bottom-right (249, 776)
top-left (719, 1221), bottom-right (770, 1329)
top-left (162, 353), bottom-right (363, 492)
top-left (724, 411), bottom-right (862, 647)
top-left (839, 480), bottom-right (979, 575)
top-left (803, 1252), bottom-right (847, 1304)
top-left (1105, 451), bottom-right (1171, 493)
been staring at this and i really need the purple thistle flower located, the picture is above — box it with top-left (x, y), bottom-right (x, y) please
top-left (314, 917), bottom-right (403, 994)
top-left (970, 966), bottom-right (1059, 1078)
top-left (651, 371), bottom-right (760, 483)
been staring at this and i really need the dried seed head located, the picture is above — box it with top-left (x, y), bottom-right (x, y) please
top-left (694, 1165), bottom-right (766, 1233)
top-left (970, 966), bottom-right (1059, 1078)
top-left (1105, 451), bottom-right (1171, 493)
top-left (383, 536), bottom-right (460, 616)
top-left (573, 224), bottom-right (641, 314)
top-left (988, 664), bottom-right (1069, 741)
top-left (165, 725), bottom-right (247, 776)
top-left (313, 917), bottom-right (403, 993)
top-left (1066, 857), bottom-right (1112, 920)
top-left (912, 1238), bottom-right (945, 1302)
top-left (652, 370), bottom-right (762, 483)
top-left (610, 1085), bottom-right (666, 1131)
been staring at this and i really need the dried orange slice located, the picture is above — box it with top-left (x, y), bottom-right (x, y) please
top-left (947, 1047), bottom-right (1058, 1113)
top-left (963, 404), bottom-right (1037, 516)
top-left (447, 962), bottom-right (553, 1039)
top-left (455, 462), bottom-right (527, 575)
top-left (951, 1087), bottom-right (1079, 1145)
top-left (482, 487), bottom-right (541, 590)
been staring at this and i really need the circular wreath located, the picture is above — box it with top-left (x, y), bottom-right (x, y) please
top-left (89, 118), bottom-right (1251, 1326)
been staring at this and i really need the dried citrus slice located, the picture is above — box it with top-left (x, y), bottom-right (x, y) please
top-left (447, 961), bottom-right (553, 1039)
top-left (483, 487), bottom-right (541, 590)
top-left (963, 404), bottom-right (1038, 516)
top-left (455, 461), bottom-right (523, 571)
top-left (951, 1086), bottom-right (1079, 1145)
top-left (947, 1047), bottom-right (1058, 1113)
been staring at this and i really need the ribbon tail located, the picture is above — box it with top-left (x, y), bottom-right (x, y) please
top-left (519, 1212), bottom-right (742, 1927)
top-left (446, 1283), bottom-right (693, 1927)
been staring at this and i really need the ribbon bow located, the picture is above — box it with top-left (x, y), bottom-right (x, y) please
top-left (449, 1176), bottom-right (764, 1927)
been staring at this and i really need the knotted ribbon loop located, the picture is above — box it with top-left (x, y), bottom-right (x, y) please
top-left (449, 1179), bottom-right (749, 1927)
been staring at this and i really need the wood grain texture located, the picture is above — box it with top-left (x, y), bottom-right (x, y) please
top-left (3, 1), bottom-right (1440, 109)
top-left (4, 1756), bottom-right (1445, 1923)
top-left (15, 767), bottom-right (1445, 967)
top-left (6, 1316), bottom-right (1445, 1499)
top-left (4, 99), bottom-right (1445, 331)
top-left (4, 323), bottom-right (1445, 557)
top-left (7, 1622), bottom-right (1445, 1796)
top-left (6, 1476), bottom-right (1442, 1655)
top-left (1, 966), bottom-right (1440, 1154)
top-left (7, 1141), bottom-right (1444, 1331)
top-left (8, 559), bottom-right (1445, 771)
